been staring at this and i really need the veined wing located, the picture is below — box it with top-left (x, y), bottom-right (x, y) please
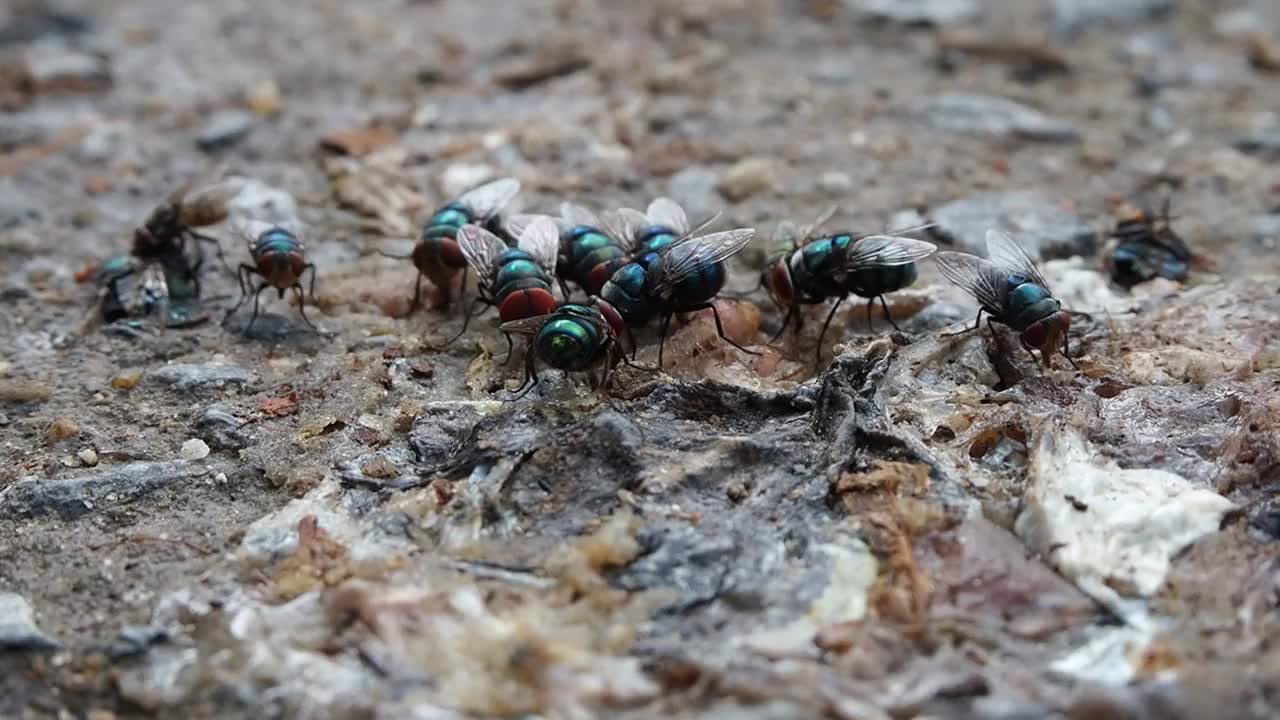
top-left (560, 201), bottom-right (603, 230)
top-left (646, 197), bottom-right (689, 236)
top-left (517, 216), bottom-right (561, 274)
top-left (649, 228), bottom-right (755, 296)
top-left (458, 177), bottom-right (520, 220)
top-left (499, 313), bottom-right (554, 336)
top-left (768, 220), bottom-right (801, 260)
top-left (845, 235), bottom-right (937, 270)
top-left (934, 251), bottom-right (1008, 316)
top-left (985, 229), bottom-right (1049, 292)
top-left (797, 205), bottom-right (839, 244)
top-left (603, 208), bottom-right (649, 250)
top-left (457, 223), bottom-right (510, 292)
top-left (176, 178), bottom-right (240, 227)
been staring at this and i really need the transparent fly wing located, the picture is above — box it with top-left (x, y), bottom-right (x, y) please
top-left (678, 211), bottom-right (723, 242)
top-left (845, 235), bottom-right (938, 270)
top-left (649, 228), bottom-right (755, 296)
top-left (176, 178), bottom-right (240, 227)
top-left (457, 223), bottom-right (511, 292)
top-left (499, 313), bottom-right (554, 336)
top-left (458, 177), bottom-right (521, 220)
top-left (934, 251), bottom-right (1008, 316)
top-left (797, 205), bottom-right (840, 243)
top-left (603, 208), bottom-right (648, 250)
top-left (645, 197), bottom-right (689, 236)
top-left (517, 216), bottom-right (561, 274)
top-left (560, 201), bottom-right (602, 230)
top-left (985, 229), bottom-right (1049, 292)
top-left (769, 220), bottom-right (802, 260)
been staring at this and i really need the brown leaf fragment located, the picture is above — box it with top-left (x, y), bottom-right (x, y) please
top-left (319, 124), bottom-right (399, 156)
top-left (259, 391), bottom-right (300, 417)
top-left (269, 515), bottom-right (353, 602)
top-left (1247, 33), bottom-right (1280, 73)
top-left (493, 42), bottom-right (591, 90)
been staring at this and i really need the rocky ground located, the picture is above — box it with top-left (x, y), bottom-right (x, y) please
top-left (2, 0), bottom-right (1280, 718)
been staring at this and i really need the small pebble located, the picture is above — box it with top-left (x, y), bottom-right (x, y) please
top-left (112, 370), bottom-right (143, 389)
top-left (196, 110), bottom-right (256, 152)
top-left (180, 438), bottom-right (210, 461)
top-left (719, 157), bottom-right (776, 202)
top-left (440, 163), bottom-right (497, 198)
top-left (214, 472), bottom-right (228, 484)
top-left (0, 381), bottom-right (51, 403)
top-left (78, 448), bottom-right (98, 467)
top-left (245, 79), bottom-right (282, 117)
top-left (46, 418), bottom-right (80, 442)
top-left (818, 170), bottom-right (854, 195)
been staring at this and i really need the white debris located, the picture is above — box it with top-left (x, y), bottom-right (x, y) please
top-left (741, 536), bottom-right (877, 657)
top-left (179, 438), bottom-right (210, 461)
top-left (1016, 419), bottom-right (1234, 623)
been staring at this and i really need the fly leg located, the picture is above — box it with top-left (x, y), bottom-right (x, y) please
top-left (877, 295), bottom-right (902, 333)
top-left (656, 313), bottom-right (673, 370)
top-left (410, 272), bottom-right (424, 314)
top-left (815, 296), bottom-right (845, 368)
top-left (1060, 332), bottom-right (1082, 371)
top-left (222, 264), bottom-right (257, 324)
top-left (688, 302), bottom-right (763, 363)
top-left (770, 302), bottom-right (797, 344)
top-left (943, 308), bottom-right (986, 337)
top-left (497, 332), bottom-right (516, 365)
top-left (188, 229), bottom-right (231, 274)
top-left (293, 284), bottom-right (320, 333)
top-left (509, 344), bottom-right (540, 400)
top-left (243, 282), bottom-right (271, 336)
top-left (443, 296), bottom-right (489, 346)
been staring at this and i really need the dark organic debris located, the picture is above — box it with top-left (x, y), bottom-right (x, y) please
top-left (0, 461), bottom-right (215, 520)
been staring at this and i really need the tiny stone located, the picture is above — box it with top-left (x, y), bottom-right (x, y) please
top-left (45, 418), bottom-right (80, 443)
top-left (196, 110), bottom-right (257, 152)
top-left (0, 592), bottom-right (60, 651)
top-left (214, 472), bottom-right (228, 484)
top-left (718, 157), bottom-right (776, 202)
top-left (245, 79), bottom-right (282, 117)
top-left (78, 448), bottom-right (99, 467)
top-left (668, 166), bottom-right (721, 219)
top-left (913, 94), bottom-right (1078, 142)
top-left (180, 438), bottom-right (210, 461)
top-left (409, 358), bottom-right (435, 378)
top-left (361, 456), bottom-right (400, 479)
top-left (112, 370), bottom-right (144, 389)
top-left (818, 170), bottom-right (854, 195)
top-left (1050, 0), bottom-right (1175, 38)
top-left (851, 0), bottom-right (981, 25)
top-left (0, 381), bottom-right (52, 403)
top-left (440, 163), bottom-right (497, 198)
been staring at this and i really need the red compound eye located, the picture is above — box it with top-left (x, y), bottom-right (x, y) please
top-left (498, 288), bottom-right (558, 323)
top-left (1022, 321), bottom-right (1048, 348)
top-left (766, 262), bottom-right (793, 305)
top-left (585, 263), bottom-right (614, 296)
top-left (439, 238), bottom-right (466, 269)
top-left (594, 298), bottom-right (627, 339)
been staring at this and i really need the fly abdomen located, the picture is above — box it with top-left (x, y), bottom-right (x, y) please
top-left (848, 262), bottom-right (918, 298)
top-left (565, 225), bottom-right (629, 293)
top-left (635, 225), bottom-right (679, 256)
top-left (600, 262), bottom-right (653, 324)
top-left (493, 250), bottom-right (557, 323)
top-left (667, 262), bottom-right (726, 311)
